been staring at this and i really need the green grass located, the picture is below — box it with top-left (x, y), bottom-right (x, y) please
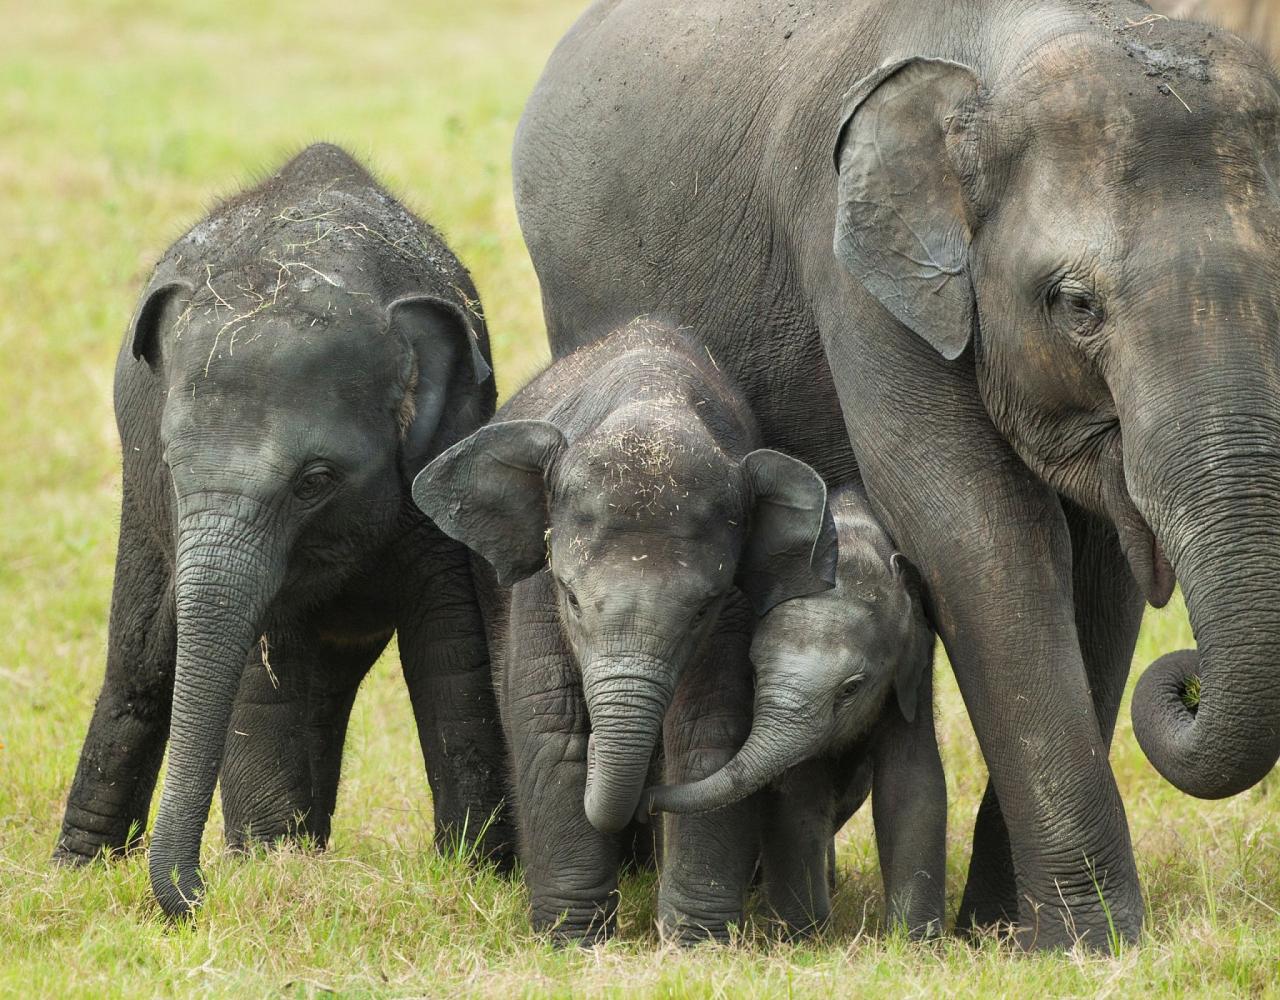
top-left (2, 1), bottom-right (1279, 995)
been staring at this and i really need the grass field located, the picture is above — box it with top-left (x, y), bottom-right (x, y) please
top-left (2, 1), bottom-right (1278, 996)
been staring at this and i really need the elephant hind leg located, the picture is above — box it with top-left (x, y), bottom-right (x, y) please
top-left (55, 515), bottom-right (175, 865)
top-left (220, 627), bottom-right (318, 851)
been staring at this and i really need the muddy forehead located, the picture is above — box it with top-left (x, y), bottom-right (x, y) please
top-left (994, 27), bottom-right (1280, 152)
top-left (559, 410), bottom-right (744, 525)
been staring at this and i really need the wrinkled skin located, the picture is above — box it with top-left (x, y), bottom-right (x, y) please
top-left (515, 1), bottom-right (1280, 948)
top-left (641, 485), bottom-right (944, 937)
top-left (414, 321), bottom-right (837, 944)
top-left (54, 144), bottom-right (513, 917)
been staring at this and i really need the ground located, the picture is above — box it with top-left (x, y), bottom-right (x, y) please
top-left (1, 0), bottom-right (1278, 996)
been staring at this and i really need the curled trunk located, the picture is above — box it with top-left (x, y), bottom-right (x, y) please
top-left (1127, 407), bottom-right (1280, 799)
top-left (641, 700), bottom-right (819, 817)
top-left (149, 502), bottom-right (282, 917)
top-left (580, 658), bottom-right (673, 834)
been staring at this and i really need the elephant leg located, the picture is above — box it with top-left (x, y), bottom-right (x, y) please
top-left (506, 575), bottom-right (621, 943)
top-left (304, 630), bottom-right (391, 843)
top-left (55, 506), bottom-right (176, 863)
top-left (833, 337), bottom-right (1142, 949)
top-left (397, 525), bottom-right (514, 869)
top-left (871, 669), bottom-right (946, 939)
top-left (657, 601), bottom-right (758, 944)
top-left (956, 501), bottom-right (1145, 934)
top-left (759, 759), bottom-right (836, 937)
top-left (220, 626), bottom-right (316, 850)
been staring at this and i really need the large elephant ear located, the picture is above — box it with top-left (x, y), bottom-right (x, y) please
top-left (129, 278), bottom-right (195, 369)
top-left (388, 294), bottom-right (495, 475)
top-left (833, 57), bottom-right (982, 360)
top-left (738, 449), bottom-right (839, 616)
top-left (411, 419), bottom-right (565, 585)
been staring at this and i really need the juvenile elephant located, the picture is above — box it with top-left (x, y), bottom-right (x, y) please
top-left (54, 143), bottom-right (512, 916)
top-left (413, 320), bottom-right (837, 943)
top-left (641, 485), bottom-right (944, 938)
top-left (515, 0), bottom-right (1280, 947)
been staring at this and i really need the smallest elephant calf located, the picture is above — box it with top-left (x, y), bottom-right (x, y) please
top-left (642, 483), bottom-right (946, 937)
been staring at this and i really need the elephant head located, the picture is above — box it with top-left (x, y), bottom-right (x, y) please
top-left (831, 20), bottom-right (1280, 798)
top-left (640, 490), bottom-right (932, 815)
top-left (413, 403), bottom-right (837, 834)
top-left (132, 269), bottom-right (490, 917)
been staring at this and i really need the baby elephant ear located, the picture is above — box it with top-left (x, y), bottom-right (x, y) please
top-left (890, 552), bottom-right (933, 724)
top-left (388, 294), bottom-right (495, 476)
top-left (738, 450), bottom-right (839, 616)
top-left (412, 419), bottom-right (566, 585)
top-left (129, 279), bottom-right (194, 369)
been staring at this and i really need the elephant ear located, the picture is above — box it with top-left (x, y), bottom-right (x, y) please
top-left (411, 419), bottom-right (565, 585)
top-left (129, 278), bottom-right (195, 370)
top-left (833, 57), bottom-right (982, 360)
top-left (889, 551), bottom-right (933, 724)
top-left (738, 449), bottom-right (839, 616)
top-left (388, 294), bottom-right (496, 476)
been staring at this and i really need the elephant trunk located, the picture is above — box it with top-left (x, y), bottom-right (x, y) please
top-left (581, 657), bottom-right (673, 834)
top-left (149, 499), bottom-right (283, 917)
top-left (1126, 391), bottom-right (1280, 799)
top-left (640, 695), bottom-right (819, 817)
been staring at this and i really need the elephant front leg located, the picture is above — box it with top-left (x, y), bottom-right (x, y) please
top-left (397, 528), bottom-right (514, 870)
top-left (957, 500), bottom-right (1145, 935)
top-left (507, 578), bottom-right (620, 943)
top-left (759, 760), bottom-right (839, 937)
top-left (219, 626), bottom-right (317, 850)
top-left (657, 611), bottom-right (758, 944)
top-left (834, 348), bottom-right (1142, 950)
top-left (55, 510), bottom-right (176, 864)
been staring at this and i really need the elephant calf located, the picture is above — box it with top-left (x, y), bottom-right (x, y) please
top-left (413, 318), bottom-right (837, 943)
top-left (642, 484), bottom-right (945, 938)
top-left (54, 143), bottom-right (512, 917)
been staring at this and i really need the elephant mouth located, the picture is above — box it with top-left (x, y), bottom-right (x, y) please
top-left (585, 731), bottom-right (598, 797)
top-left (1113, 499), bottom-right (1175, 609)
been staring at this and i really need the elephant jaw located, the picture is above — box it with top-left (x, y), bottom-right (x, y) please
top-left (1108, 489), bottom-right (1175, 609)
top-left (1095, 438), bottom-right (1175, 608)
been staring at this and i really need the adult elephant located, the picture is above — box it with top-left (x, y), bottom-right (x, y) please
top-left (513, 0), bottom-right (1280, 948)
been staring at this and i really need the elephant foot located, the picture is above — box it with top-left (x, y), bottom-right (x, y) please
top-left (52, 819), bottom-right (143, 867)
top-left (1011, 904), bottom-right (1141, 954)
top-left (657, 900), bottom-right (742, 946)
top-left (531, 898), bottom-right (616, 946)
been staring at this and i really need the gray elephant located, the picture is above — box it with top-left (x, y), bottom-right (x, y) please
top-left (514, 0), bottom-right (1280, 948)
top-left (641, 485), bottom-right (944, 938)
top-left (413, 319), bottom-right (837, 943)
top-left (54, 143), bottom-right (512, 917)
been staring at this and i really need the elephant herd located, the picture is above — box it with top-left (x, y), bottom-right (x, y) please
top-left (53, 0), bottom-right (1280, 953)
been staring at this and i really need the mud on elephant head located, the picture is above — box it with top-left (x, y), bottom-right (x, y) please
top-left (640, 485), bottom-right (933, 816)
top-left (413, 334), bottom-right (839, 835)
top-left (832, 23), bottom-right (1280, 798)
top-left (128, 143), bottom-right (493, 918)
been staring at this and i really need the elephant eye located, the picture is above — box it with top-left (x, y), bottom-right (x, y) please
top-left (1049, 283), bottom-right (1105, 338)
top-left (836, 673), bottom-right (866, 703)
top-left (690, 596), bottom-right (717, 629)
top-left (563, 585), bottom-right (582, 615)
top-left (294, 465), bottom-right (337, 503)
